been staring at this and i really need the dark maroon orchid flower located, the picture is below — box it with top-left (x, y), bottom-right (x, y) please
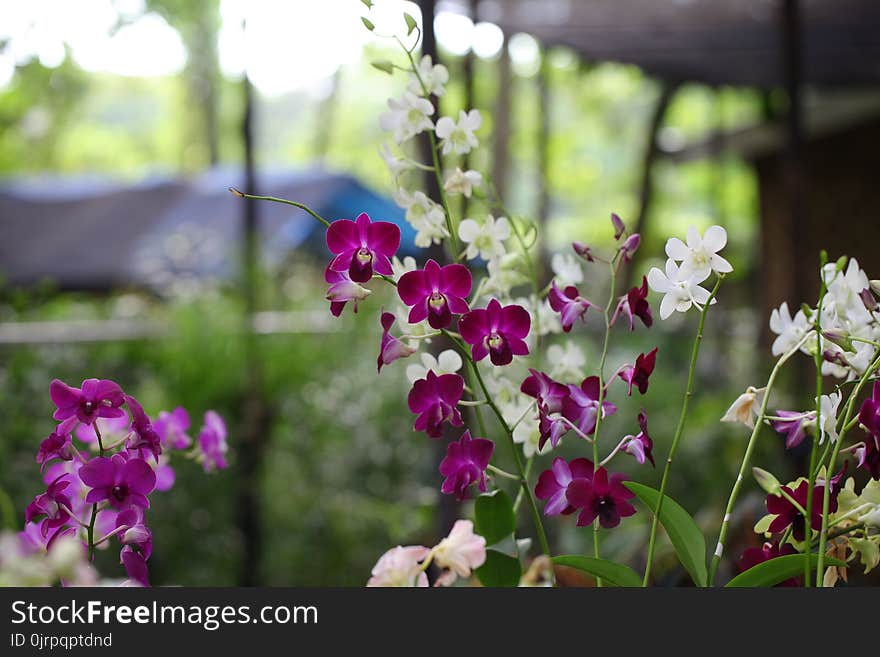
top-left (610, 276), bottom-right (653, 331)
top-left (737, 541), bottom-right (800, 586)
top-left (398, 259), bottom-right (472, 329)
top-left (535, 457), bottom-right (595, 517)
top-left (438, 431), bottom-right (494, 501)
top-left (459, 298), bottom-right (530, 366)
top-left (326, 212), bottom-right (400, 283)
top-left (623, 410), bottom-right (655, 467)
top-left (766, 480), bottom-right (837, 542)
top-left (617, 348), bottom-right (658, 396)
top-left (856, 435), bottom-right (880, 480)
top-left (377, 311), bottom-right (416, 373)
top-left (50, 378), bottom-right (125, 426)
top-left (566, 467), bottom-right (636, 529)
top-left (547, 281), bottom-right (593, 333)
top-left (79, 454), bottom-right (156, 510)
top-left (561, 376), bottom-right (617, 437)
top-left (407, 370), bottom-right (464, 438)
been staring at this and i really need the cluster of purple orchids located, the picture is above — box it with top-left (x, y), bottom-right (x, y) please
top-left (23, 378), bottom-right (228, 586)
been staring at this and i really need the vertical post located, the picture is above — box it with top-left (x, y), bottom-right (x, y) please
top-left (236, 19), bottom-right (266, 586)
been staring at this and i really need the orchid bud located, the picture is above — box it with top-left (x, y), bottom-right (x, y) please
top-left (860, 287), bottom-right (879, 312)
top-left (611, 213), bottom-right (626, 240)
top-left (572, 241), bottom-right (594, 262)
top-left (823, 349), bottom-right (850, 367)
top-left (835, 255), bottom-right (848, 273)
top-left (619, 233), bottom-right (641, 263)
top-left (752, 467), bottom-right (781, 496)
top-left (822, 328), bottom-right (855, 352)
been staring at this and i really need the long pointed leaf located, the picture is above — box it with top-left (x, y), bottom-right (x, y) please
top-left (624, 481), bottom-right (708, 587)
top-left (552, 555), bottom-right (642, 587)
top-left (725, 554), bottom-right (845, 587)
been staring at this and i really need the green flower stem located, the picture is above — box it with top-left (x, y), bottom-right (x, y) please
top-left (228, 188), bottom-right (331, 227)
top-left (707, 331), bottom-right (812, 586)
top-left (513, 458), bottom-right (534, 513)
top-left (804, 266), bottom-right (828, 586)
top-left (815, 350), bottom-right (880, 585)
top-left (643, 276), bottom-right (723, 586)
top-left (590, 260), bottom-right (620, 586)
top-left (488, 464), bottom-right (521, 481)
top-left (812, 521), bottom-right (865, 547)
top-left (87, 422), bottom-right (106, 561)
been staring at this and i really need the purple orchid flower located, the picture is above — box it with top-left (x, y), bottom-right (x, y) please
top-left (325, 264), bottom-right (371, 317)
top-left (770, 411), bottom-right (815, 449)
top-left (79, 453), bottom-right (156, 509)
top-left (561, 376), bottom-right (617, 437)
top-left (565, 467), bottom-right (636, 529)
top-left (855, 435), bottom-right (880, 480)
top-left (547, 281), bottom-right (593, 333)
top-left (617, 347), bottom-right (658, 396)
top-left (459, 298), bottom-right (530, 366)
top-left (326, 212), bottom-right (400, 283)
top-left (116, 508), bottom-right (152, 560)
top-left (397, 259), bottom-right (471, 329)
top-left (25, 474), bottom-right (74, 540)
top-left (121, 546), bottom-right (150, 587)
top-left (438, 431), bottom-right (495, 500)
top-left (35, 417), bottom-right (78, 471)
top-left (571, 241), bottom-right (595, 262)
top-left (377, 311), bottom-right (416, 373)
top-left (197, 411), bottom-right (229, 472)
top-left (859, 381), bottom-right (880, 435)
top-left (124, 395), bottom-right (162, 461)
top-left (154, 407), bottom-right (192, 450)
top-left (50, 378), bottom-right (125, 425)
top-left (610, 276), bottom-right (653, 331)
top-left (623, 410), bottom-right (655, 467)
top-left (407, 370), bottom-right (464, 438)
top-left (619, 233), bottom-right (640, 263)
top-left (521, 369), bottom-right (570, 449)
top-left (611, 213), bottom-right (626, 240)
top-left (737, 542), bottom-right (800, 586)
top-left (535, 457), bottom-right (595, 516)
top-left (766, 480), bottom-right (837, 542)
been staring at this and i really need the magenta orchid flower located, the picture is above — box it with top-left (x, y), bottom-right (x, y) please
top-left (619, 233), bottom-right (640, 263)
top-left (610, 276), bottom-right (653, 331)
top-left (770, 411), bottom-right (815, 449)
top-left (547, 281), bottom-right (593, 333)
top-left (35, 417), bottom-right (78, 471)
top-left (154, 407), bottom-right (192, 450)
top-left (325, 265), bottom-right (372, 317)
top-left (124, 395), bottom-right (162, 461)
top-left (438, 431), bottom-right (494, 500)
top-left (25, 474), bottom-right (74, 540)
top-left (521, 369), bottom-right (570, 449)
top-left (856, 435), bottom-right (880, 480)
top-left (565, 467), bottom-right (636, 529)
top-left (116, 507), bottom-right (152, 560)
top-left (407, 370), bottom-right (464, 438)
top-left (623, 410), bottom-right (655, 467)
top-left (121, 546), bottom-right (150, 587)
top-left (561, 376), bottom-right (617, 437)
top-left (617, 347), bottom-right (658, 396)
top-left (737, 542), bottom-right (800, 586)
top-left (459, 298), bottom-right (530, 366)
top-left (377, 311), bottom-right (416, 373)
top-left (79, 454), bottom-right (156, 509)
top-left (326, 212), bottom-right (400, 283)
top-left (197, 411), bottom-right (229, 472)
top-left (397, 259), bottom-right (471, 329)
top-left (50, 378), bottom-right (125, 425)
top-left (535, 457), bottom-right (594, 516)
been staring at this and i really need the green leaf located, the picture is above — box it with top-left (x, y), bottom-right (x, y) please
top-left (361, 17), bottom-right (375, 31)
top-left (624, 482), bottom-right (708, 587)
top-left (476, 549), bottom-right (521, 587)
top-left (371, 60), bottom-right (394, 75)
top-left (474, 490), bottom-right (516, 546)
top-left (725, 554), bottom-right (846, 587)
top-left (404, 13), bottom-right (418, 35)
top-left (360, 0), bottom-right (374, 8)
top-left (552, 555), bottom-right (642, 587)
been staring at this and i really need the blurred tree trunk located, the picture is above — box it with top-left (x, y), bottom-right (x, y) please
top-left (490, 38), bottom-right (511, 206)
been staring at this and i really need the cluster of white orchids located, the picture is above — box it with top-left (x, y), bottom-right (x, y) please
top-left (235, 1), bottom-right (880, 587)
